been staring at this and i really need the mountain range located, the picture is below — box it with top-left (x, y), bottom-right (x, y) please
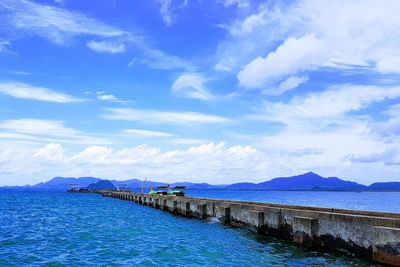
top-left (1, 172), bottom-right (399, 191)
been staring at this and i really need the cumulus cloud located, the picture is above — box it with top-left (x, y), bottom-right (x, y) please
top-left (0, 142), bottom-right (269, 185)
top-left (0, 81), bottom-right (82, 103)
top-left (171, 73), bottom-right (214, 100)
top-left (238, 34), bottom-right (324, 88)
top-left (34, 143), bottom-right (65, 161)
top-left (216, 0), bottom-right (400, 88)
top-left (240, 83), bottom-right (400, 183)
top-left (103, 108), bottom-right (231, 124)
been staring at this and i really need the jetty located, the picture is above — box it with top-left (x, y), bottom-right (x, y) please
top-left (92, 190), bottom-right (399, 266)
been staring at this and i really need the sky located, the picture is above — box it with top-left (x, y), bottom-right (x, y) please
top-left (0, 0), bottom-right (400, 186)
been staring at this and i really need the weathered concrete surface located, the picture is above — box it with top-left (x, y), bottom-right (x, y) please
top-left (97, 191), bottom-right (400, 266)
top-left (373, 226), bottom-right (400, 266)
top-left (292, 216), bottom-right (318, 245)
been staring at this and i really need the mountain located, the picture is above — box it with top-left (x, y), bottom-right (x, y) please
top-left (32, 177), bottom-right (102, 191)
top-left (184, 183), bottom-right (228, 190)
top-left (87, 180), bottom-right (115, 190)
top-left (227, 172), bottom-right (367, 191)
top-left (226, 182), bottom-right (259, 190)
top-left (1, 172), bottom-right (399, 191)
top-left (368, 182), bottom-right (400, 191)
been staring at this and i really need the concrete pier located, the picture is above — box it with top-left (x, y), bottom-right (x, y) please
top-left (97, 191), bottom-right (400, 266)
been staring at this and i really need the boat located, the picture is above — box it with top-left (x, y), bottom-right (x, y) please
top-left (148, 185), bottom-right (158, 195)
top-left (155, 185), bottom-right (169, 195)
top-left (149, 185), bottom-right (186, 196)
top-left (171, 186), bottom-right (186, 196)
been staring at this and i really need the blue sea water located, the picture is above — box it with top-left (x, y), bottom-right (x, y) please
top-left (0, 192), bottom-right (388, 266)
top-left (186, 190), bottom-right (400, 213)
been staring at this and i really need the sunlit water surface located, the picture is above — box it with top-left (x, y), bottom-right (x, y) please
top-left (0, 191), bottom-right (390, 266)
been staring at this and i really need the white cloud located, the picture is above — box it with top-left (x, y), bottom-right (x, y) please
top-left (159, 0), bottom-right (174, 26)
top-left (0, 142), bottom-right (269, 185)
top-left (260, 85), bottom-right (400, 120)
top-left (122, 129), bottom-right (175, 138)
top-left (103, 108), bottom-right (231, 124)
top-left (0, 119), bottom-right (111, 145)
top-left (131, 49), bottom-right (194, 71)
top-left (95, 91), bottom-right (131, 104)
top-left (169, 138), bottom-right (208, 145)
top-left (158, 0), bottom-right (187, 26)
top-left (97, 94), bottom-right (118, 101)
top-left (214, 4), bottom-right (291, 73)
top-left (0, 81), bottom-right (82, 103)
top-left (1, 0), bottom-right (193, 71)
top-left (238, 34), bottom-right (324, 88)
top-left (34, 143), bottom-right (65, 161)
top-left (0, 41), bottom-right (12, 53)
top-left (87, 40), bottom-right (126, 54)
top-left (236, 83), bottom-right (400, 183)
top-left (171, 73), bottom-right (214, 101)
top-left (1, 0), bottom-right (126, 45)
top-left (216, 0), bottom-right (400, 87)
top-left (265, 75), bottom-right (308, 95)
top-left (221, 0), bottom-right (250, 8)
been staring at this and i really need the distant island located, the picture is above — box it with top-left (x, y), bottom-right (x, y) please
top-left (1, 172), bottom-right (399, 192)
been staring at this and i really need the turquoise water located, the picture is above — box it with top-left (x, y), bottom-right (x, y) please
top-left (0, 192), bottom-right (381, 266)
top-left (186, 190), bottom-right (400, 213)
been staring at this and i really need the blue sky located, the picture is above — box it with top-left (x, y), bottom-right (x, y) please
top-left (0, 0), bottom-right (400, 186)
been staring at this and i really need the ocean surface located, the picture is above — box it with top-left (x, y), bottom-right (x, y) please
top-left (0, 191), bottom-right (393, 266)
top-left (185, 189), bottom-right (400, 213)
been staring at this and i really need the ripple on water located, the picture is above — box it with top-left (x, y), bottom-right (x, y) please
top-left (0, 192), bottom-right (380, 266)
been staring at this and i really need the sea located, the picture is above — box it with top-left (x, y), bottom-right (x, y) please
top-left (1, 190), bottom-right (399, 266)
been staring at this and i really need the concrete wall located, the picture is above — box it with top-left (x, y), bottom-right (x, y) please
top-left (99, 191), bottom-right (400, 266)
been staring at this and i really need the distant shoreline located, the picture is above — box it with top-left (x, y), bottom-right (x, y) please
top-left (1, 188), bottom-right (400, 192)
top-left (1, 172), bottom-right (399, 192)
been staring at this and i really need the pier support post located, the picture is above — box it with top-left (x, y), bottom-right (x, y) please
top-left (172, 200), bottom-right (178, 213)
top-left (372, 226), bottom-right (400, 266)
top-left (197, 203), bottom-right (207, 219)
top-left (185, 202), bottom-right (191, 217)
top-left (293, 216), bottom-right (318, 246)
top-left (217, 206), bottom-right (231, 224)
top-left (249, 210), bottom-right (265, 233)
